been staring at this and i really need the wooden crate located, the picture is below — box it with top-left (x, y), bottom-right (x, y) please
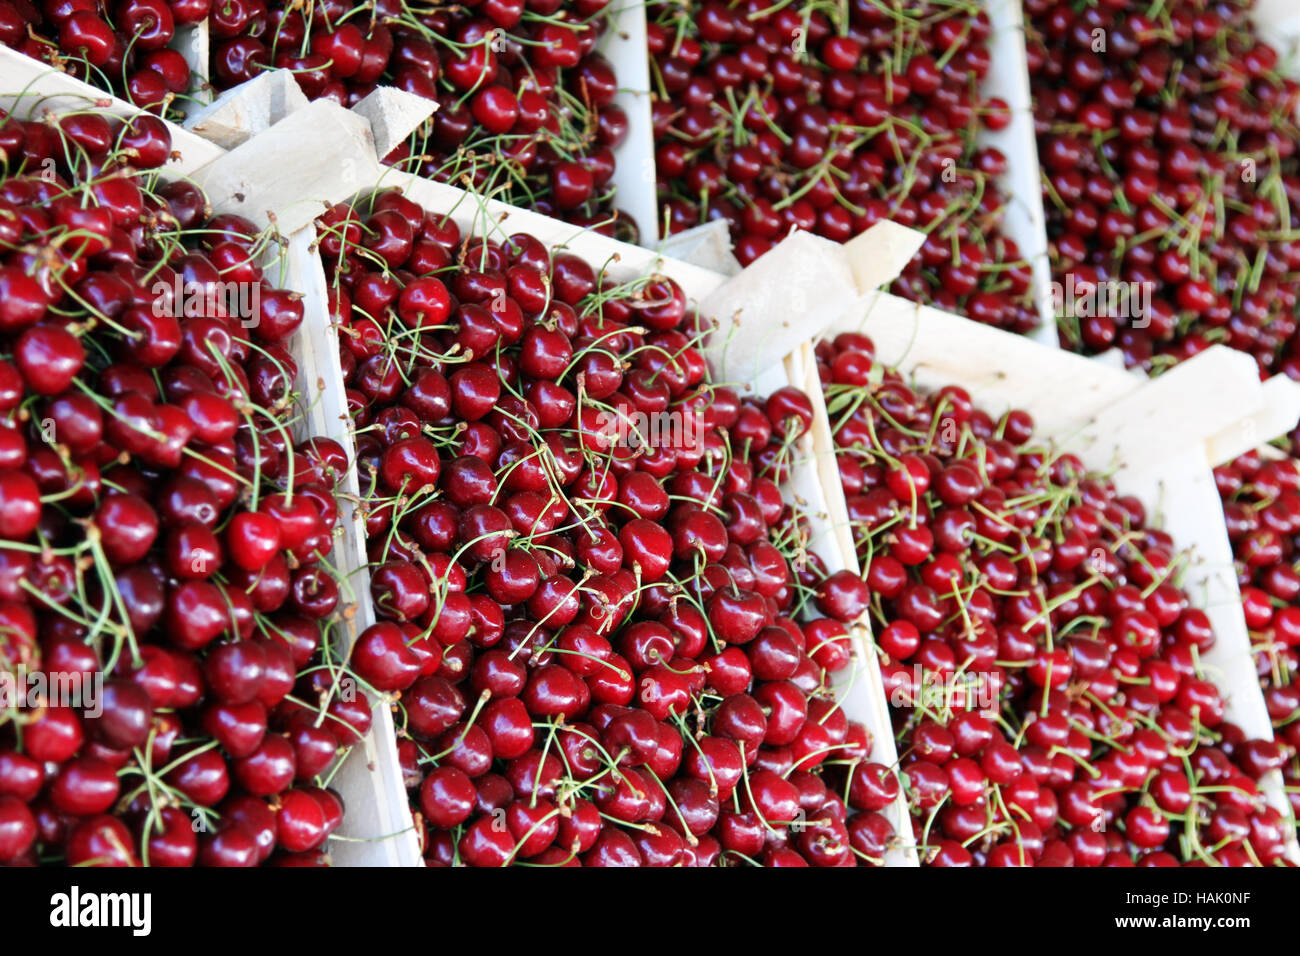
top-left (821, 284), bottom-right (1300, 860)
top-left (0, 63), bottom-right (425, 866)
top-left (207, 96), bottom-right (919, 863)
top-left (639, 2), bottom-right (1058, 345)
top-left (180, 5), bottom-right (660, 245)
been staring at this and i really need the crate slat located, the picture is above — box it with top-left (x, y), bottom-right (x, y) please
top-left (0, 44), bottom-right (224, 175)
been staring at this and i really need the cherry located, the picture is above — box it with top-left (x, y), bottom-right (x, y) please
top-left (87, 679), bottom-right (153, 750)
top-left (226, 512), bottom-right (282, 571)
top-left (371, 561), bottom-right (431, 623)
top-left (707, 588), bottom-right (768, 645)
top-left (480, 697), bottom-right (534, 760)
top-left (202, 701), bottom-right (269, 758)
top-left (166, 748), bottom-right (230, 806)
top-left (459, 815), bottom-right (515, 867)
top-left (204, 640), bottom-right (266, 706)
top-left (50, 757), bottom-right (120, 815)
top-left (0, 751), bottom-right (43, 803)
top-left (471, 85), bottom-right (519, 134)
top-left (352, 621), bottom-right (422, 691)
top-left (619, 519), bottom-right (673, 582)
top-left (420, 765), bottom-right (476, 828)
top-left (22, 709), bottom-right (85, 765)
top-left (65, 815), bottom-right (138, 866)
top-left (0, 470), bottom-right (40, 540)
top-left (379, 437), bottom-right (442, 492)
top-left (815, 570), bottom-right (869, 621)
top-left (550, 162), bottom-right (593, 210)
top-left (275, 788), bottom-right (329, 853)
top-left (139, 804), bottom-right (199, 867)
top-left (1124, 806), bottom-right (1170, 849)
top-left (60, 11), bottom-right (117, 67)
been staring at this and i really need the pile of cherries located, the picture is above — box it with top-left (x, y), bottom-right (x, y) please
top-left (1215, 449), bottom-right (1300, 823)
top-left (0, 0), bottom-right (205, 117)
top-left (206, 0), bottom-right (635, 237)
top-left (321, 192), bottom-right (894, 865)
top-left (1026, 0), bottom-right (1300, 374)
top-left (0, 105), bottom-right (369, 866)
top-left (646, 0), bottom-right (1038, 335)
top-left (817, 332), bottom-right (1293, 865)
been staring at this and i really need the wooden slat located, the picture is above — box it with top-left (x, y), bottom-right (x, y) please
top-left (982, 0), bottom-right (1058, 347)
top-left (830, 290), bottom-right (1140, 437)
top-left (349, 87), bottom-right (437, 161)
top-left (275, 226), bottom-right (422, 868)
top-left (1207, 374), bottom-right (1300, 467)
top-left (184, 70), bottom-right (310, 149)
top-left (172, 22), bottom-right (210, 121)
top-left (777, 345), bottom-right (918, 866)
top-left (699, 230), bottom-right (858, 383)
top-left (0, 44), bottom-right (224, 175)
top-left (843, 221), bottom-right (925, 293)
top-left (190, 99), bottom-right (382, 235)
top-left (658, 220), bottom-right (742, 276)
top-left (602, 0), bottom-right (658, 244)
top-left (1066, 346), bottom-right (1264, 476)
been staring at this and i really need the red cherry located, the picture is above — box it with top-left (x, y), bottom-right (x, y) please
top-left (225, 511), bottom-right (282, 571)
top-left (352, 621), bottom-right (422, 692)
top-left (550, 162), bottom-right (593, 209)
top-left (15, 325), bottom-right (84, 395)
top-left (420, 765), bottom-right (476, 828)
top-left (59, 11), bottom-right (117, 67)
top-left (65, 815), bottom-right (138, 866)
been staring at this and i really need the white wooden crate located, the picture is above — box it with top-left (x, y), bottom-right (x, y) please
top-left (0, 61), bottom-right (424, 867)
top-left (823, 289), bottom-right (1299, 859)
top-left (643, 2), bottom-right (1059, 341)
top-left (181, 7), bottom-right (659, 245)
top-left (211, 94), bottom-right (916, 863)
